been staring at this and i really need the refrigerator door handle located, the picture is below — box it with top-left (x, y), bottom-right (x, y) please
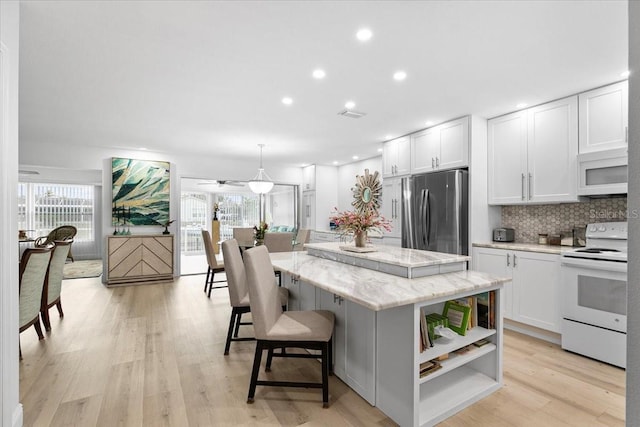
top-left (421, 189), bottom-right (430, 247)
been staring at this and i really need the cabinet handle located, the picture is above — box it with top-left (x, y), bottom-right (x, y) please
top-left (333, 294), bottom-right (343, 305)
top-left (521, 174), bottom-right (525, 200)
top-left (391, 199), bottom-right (395, 219)
top-left (506, 253), bottom-right (510, 267)
top-left (436, 157), bottom-right (440, 168)
top-left (626, 126), bottom-right (629, 143)
top-left (513, 254), bottom-right (517, 267)
top-left (528, 173), bottom-right (533, 200)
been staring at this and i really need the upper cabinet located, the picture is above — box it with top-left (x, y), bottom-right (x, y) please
top-left (302, 164), bottom-right (316, 191)
top-left (488, 96), bottom-right (579, 205)
top-left (579, 81), bottom-right (628, 153)
top-left (381, 177), bottom-right (402, 238)
top-left (411, 116), bottom-right (469, 174)
top-left (382, 136), bottom-right (410, 178)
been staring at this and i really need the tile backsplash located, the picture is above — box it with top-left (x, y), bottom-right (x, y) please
top-left (501, 197), bottom-right (627, 243)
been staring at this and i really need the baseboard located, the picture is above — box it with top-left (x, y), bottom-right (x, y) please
top-left (12, 403), bottom-right (23, 427)
top-left (504, 319), bottom-right (561, 345)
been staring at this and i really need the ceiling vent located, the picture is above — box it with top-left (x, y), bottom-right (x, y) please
top-left (338, 109), bottom-right (366, 119)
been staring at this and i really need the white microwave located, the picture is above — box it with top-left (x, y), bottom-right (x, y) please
top-left (577, 148), bottom-right (628, 196)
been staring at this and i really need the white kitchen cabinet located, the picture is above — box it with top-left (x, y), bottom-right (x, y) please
top-left (412, 117), bottom-right (469, 174)
top-left (488, 96), bottom-right (579, 205)
top-left (381, 177), bottom-right (402, 238)
top-left (282, 273), bottom-right (317, 312)
top-left (579, 80), bottom-right (628, 153)
top-left (382, 136), bottom-right (411, 178)
top-left (300, 165), bottom-right (338, 231)
top-left (472, 247), bottom-right (561, 333)
top-left (318, 288), bottom-right (376, 405)
top-left (302, 164), bottom-right (316, 191)
top-left (301, 191), bottom-right (316, 230)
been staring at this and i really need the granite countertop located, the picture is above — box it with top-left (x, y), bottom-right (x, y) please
top-left (472, 242), bottom-right (567, 255)
top-left (270, 252), bottom-right (509, 311)
top-left (305, 242), bottom-right (470, 268)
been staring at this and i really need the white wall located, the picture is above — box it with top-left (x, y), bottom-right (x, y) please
top-left (0, 2), bottom-right (22, 426)
top-left (338, 157), bottom-right (383, 211)
top-left (627, 1), bottom-right (639, 422)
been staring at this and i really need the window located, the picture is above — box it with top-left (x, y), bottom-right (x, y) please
top-left (18, 182), bottom-right (99, 259)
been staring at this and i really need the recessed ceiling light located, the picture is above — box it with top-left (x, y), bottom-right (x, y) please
top-left (516, 102), bottom-right (528, 109)
top-left (139, 147), bottom-right (148, 151)
top-left (393, 71), bottom-right (407, 81)
top-left (621, 70), bottom-right (631, 78)
top-left (333, 161), bottom-right (339, 165)
top-left (425, 121), bottom-right (434, 127)
top-left (312, 69), bottom-right (326, 79)
top-left (377, 148), bottom-right (383, 153)
top-left (352, 155), bottom-right (359, 160)
top-left (356, 28), bottom-right (373, 41)
top-left (384, 135), bottom-right (393, 140)
top-left (301, 163), bottom-right (308, 167)
top-left (345, 101), bottom-right (356, 109)
top-left (282, 97), bottom-right (293, 105)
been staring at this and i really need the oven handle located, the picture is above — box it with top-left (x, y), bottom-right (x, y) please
top-left (561, 257), bottom-right (627, 273)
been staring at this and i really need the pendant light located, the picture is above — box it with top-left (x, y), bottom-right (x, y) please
top-left (248, 144), bottom-right (274, 194)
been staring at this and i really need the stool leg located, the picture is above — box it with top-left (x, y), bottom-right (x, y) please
top-left (322, 341), bottom-right (329, 408)
top-left (247, 341), bottom-right (264, 403)
top-left (207, 270), bottom-right (216, 298)
top-left (33, 320), bottom-right (44, 340)
top-left (233, 312), bottom-right (242, 338)
top-left (224, 309), bottom-right (237, 355)
top-left (265, 347), bottom-right (274, 372)
top-left (204, 267), bottom-right (211, 292)
top-left (56, 301), bottom-right (64, 318)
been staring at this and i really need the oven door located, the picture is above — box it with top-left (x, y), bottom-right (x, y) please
top-left (561, 257), bottom-right (627, 332)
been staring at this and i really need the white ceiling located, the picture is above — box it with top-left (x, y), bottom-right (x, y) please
top-left (18, 1), bottom-right (628, 168)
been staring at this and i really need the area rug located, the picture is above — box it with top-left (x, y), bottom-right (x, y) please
top-left (63, 259), bottom-right (103, 279)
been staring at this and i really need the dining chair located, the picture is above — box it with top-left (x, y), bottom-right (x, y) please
top-left (263, 232), bottom-right (294, 253)
top-left (19, 247), bottom-right (53, 358)
top-left (232, 227), bottom-right (255, 244)
top-left (243, 245), bottom-right (334, 407)
top-left (34, 225), bottom-right (77, 261)
top-left (40, 240), bottom-right (72, 331)
top-left (202, 229), bottom-right (226, 297)
top-left (221, 239), bottom-right (288, 355)
top-left (292, 229), bottom-right (310, 251)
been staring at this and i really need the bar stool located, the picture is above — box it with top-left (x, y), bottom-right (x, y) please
top-left (243, 245), bottom-right (334, 407)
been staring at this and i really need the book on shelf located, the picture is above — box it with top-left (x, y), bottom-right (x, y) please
top-left (419, 360), bottom-right (442, 378)
top-left (419, 306), bottom-right (431, 352)
top-left (426, 313), bottom-right (448, 342)
top-left (476, 292), bottom-right (490, 329)
top-left (443, 300), bottom-right (471, 336)
top-left (489, 290), bottom-right (496, 329)
top-left (453, 296), bottom-right (477, 330)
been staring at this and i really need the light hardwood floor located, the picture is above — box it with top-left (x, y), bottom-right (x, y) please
top-left (19, 275), bottom-right (625, 426)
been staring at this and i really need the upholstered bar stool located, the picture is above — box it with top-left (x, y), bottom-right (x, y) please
top-left (201, 229), bottom-right (226, 297)
top-left (221, 239), bottom-right (288, 355)
top-left (243, 246), bottom-right (334, 407)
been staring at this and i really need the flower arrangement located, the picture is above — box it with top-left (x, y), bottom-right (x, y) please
top-left (253, 221), bottom-right (268, 240)
top-left (329, 208), bottom-right (392, 236)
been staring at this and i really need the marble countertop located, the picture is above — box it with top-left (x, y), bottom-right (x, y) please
top-left (472, 242), bottom-right (567, 255)
top-left (270, 252), bottom-right (509, 311)
top-left (305, 242), bottom-right (470, 268)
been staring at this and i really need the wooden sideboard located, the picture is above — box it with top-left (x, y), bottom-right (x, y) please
top-left (107, 235), bottom-right (174, 286)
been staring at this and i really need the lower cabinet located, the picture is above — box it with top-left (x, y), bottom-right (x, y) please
top-left (317, 288), bottom-right (377, 405)
top-left (107, 235), bottom-right (173, 285)
top-left (472, 247), bottom-right (561, 333)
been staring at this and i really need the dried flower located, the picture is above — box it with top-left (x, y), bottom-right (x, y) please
top-left (329, 208), bottom-right (392, 235)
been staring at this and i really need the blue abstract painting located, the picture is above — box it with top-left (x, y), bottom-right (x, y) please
top-left (112, 157), bottom-right (170, 226)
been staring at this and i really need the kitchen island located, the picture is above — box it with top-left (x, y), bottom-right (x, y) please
top-left (269, 247), bottom-right (509, 427)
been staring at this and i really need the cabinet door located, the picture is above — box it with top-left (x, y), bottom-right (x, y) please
top-left (344, 300), bottom-right (376, 404)
top-left (318, 289), bottom-right (346, 378)
top-left (299, 280), bottom-right (317, 312)
top-left (511, 251), bottom-right (561, 333)
top-left (527, 96), bottom-right (578, 203)
top-left (381, 177), bottom-right (402, 238)
top-left (472, 247), bottom-right (512, 319)
top-left (302, 191), bottom-right (315, 230)
top-left (579, 81), bottom-right (628, 153)
top-left (282, 274), bottom-right (300, 311)
top-left (302, 165), bottom-right (316, 191)
top-left (411, 128), bottom-right (439, 174)
top-left (438, 117), bottom-right (469, 170)
top-left (488, 111), bottom-right (528, 204)
top-left (395, 136), bottom-right (411, 176)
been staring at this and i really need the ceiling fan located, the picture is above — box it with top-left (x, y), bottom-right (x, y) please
top-left (197, 179), bottom-right (245, 187)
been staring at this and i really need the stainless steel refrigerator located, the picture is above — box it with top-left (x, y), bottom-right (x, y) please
top-left (401, 169), bottom-right (468, 255)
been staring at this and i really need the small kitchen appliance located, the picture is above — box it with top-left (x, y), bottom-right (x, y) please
top-left (561, 221), bottom-right (627, 367)
top-left (492, 227), bottom-right (515, 242)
